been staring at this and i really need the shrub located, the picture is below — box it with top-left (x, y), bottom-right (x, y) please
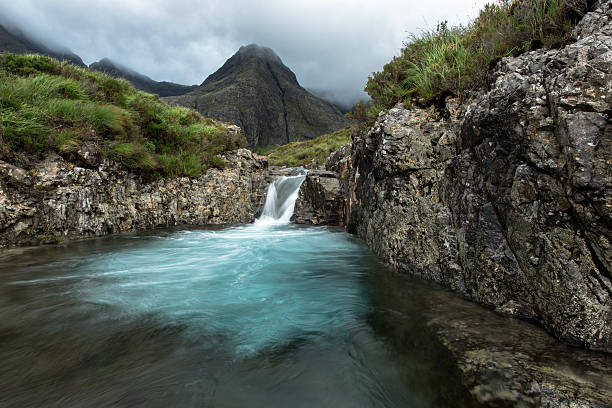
top-left (53, 129), bottom-right (80, 152)
top-left (0, 107), bottom-right (48, 152)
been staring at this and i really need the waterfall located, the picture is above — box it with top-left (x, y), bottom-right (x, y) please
top-left (256, 174), bottom-right (306, 225)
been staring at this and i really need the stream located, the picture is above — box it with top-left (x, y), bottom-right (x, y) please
top-left (0, 175), bottom-right (481, 407)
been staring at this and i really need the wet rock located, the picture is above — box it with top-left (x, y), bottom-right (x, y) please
top-left (261, 166), bottom-right (345, 226)
top-left (294, 170), bottom-right (344, 226)
top-left (340, 1), bottom-right (612, 358)
top-left (372, 269), bottom-right (612, 408)
top-left (455, 1), bottom-right (612, 352)
top-left (346, 105), bottom-right (465, 289)
top-left (0, 149), bottom-right (268, 247)
top-left (425, 281), bottom-right (612, 408)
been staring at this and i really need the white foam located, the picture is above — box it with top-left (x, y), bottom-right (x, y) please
top-left (255, 174), bottom-right (306, 226)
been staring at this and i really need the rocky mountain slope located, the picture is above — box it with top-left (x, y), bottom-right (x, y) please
top-left (0, 23), bottom-right (84, 66)
top-left (329, 1), bottom-right (611, 354)
top-left (89, 58), bottom-right (197, 97)
top-left (164, 44), bottom-right (349, 148)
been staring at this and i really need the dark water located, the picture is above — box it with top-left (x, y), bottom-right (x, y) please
top-left (0, 224), bottom-right (478, 407)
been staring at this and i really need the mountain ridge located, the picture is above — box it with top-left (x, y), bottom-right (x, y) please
top-left (89, 57), bottom-right (197, 97)
top-left (0, 23), bottom-right (85, 67)
top-left (0, 22), bottom-right (196, 98)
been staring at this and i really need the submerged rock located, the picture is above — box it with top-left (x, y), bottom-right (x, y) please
top-left (372, 270), bottom-right (612, 408)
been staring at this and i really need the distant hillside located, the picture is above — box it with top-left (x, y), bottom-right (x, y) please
top-left (89, 58), bottom-right (197, 97)
top-left (265, 126), bottom-right (353, 168)
top-left (165, 44), bottom-right (349, 148)
top-left (0, 22), bottom-right (196, 98)
top-left (0, 23), bottom-right (85, 66)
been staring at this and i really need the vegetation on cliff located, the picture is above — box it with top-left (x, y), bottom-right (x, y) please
top-left (358, 0), bottom-right (596, 124)
top-left (0, 53), bottom-right (245, 177)
top-left (265, 126), bottom-right (353, 168)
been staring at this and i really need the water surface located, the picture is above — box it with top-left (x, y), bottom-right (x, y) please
top-left (0, 224), bottom-right (477, 407)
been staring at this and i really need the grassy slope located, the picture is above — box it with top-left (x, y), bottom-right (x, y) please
top-left (265, 126), bottom-right (353, 168)
top-left (357, 0), bottom-right (594, 124)
top-left (0, 53), bottom-right (246, 177)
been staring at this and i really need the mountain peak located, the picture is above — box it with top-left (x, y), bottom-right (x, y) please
top-left (165, 44), bottom-right (348, 147)
top-left (90, 57), bottom-right (139, 77)
top-left (236, 44), bottom-right (283, 64)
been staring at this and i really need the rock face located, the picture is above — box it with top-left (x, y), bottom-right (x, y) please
top-left (0, 149), bottom-right (267, 247)
top-left (339, 2), bottom-right (611, 353)
top-left (371, 269), bottom-right (612, 408)
top-left (0, 23), bottom-right (85, 66)
top-left (89, 58), bottom-right (197, 97)
top-left (293, 170), bottom-right (344, 226)
top-left (164, 44), bottom-right (349, 148)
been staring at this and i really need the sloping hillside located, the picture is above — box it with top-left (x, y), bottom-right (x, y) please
top-left (89, 58), bottom-right (197, 97)
top-left (0, 23), bottom-right (85, 66)
top-left (0, 53), bottom-right (245, 178)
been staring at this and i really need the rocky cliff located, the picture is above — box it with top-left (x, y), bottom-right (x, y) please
top-left (89, 58), bottom-right (197, 97)
top-left (333, 2), bottom-right (611, 353)
top-left (0, 149), bottom-right (268, 247)
top-left (293, 170), bottom-right (345, 226)
top-left (164, 44), bottom-right (349, 148)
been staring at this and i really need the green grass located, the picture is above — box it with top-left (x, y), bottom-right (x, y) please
top-left (266, 126), bottom-right (353, 168)
top-left (359, 0), bottom-right (593, 124)
top-left (0, 53), bottom-right (246, 177)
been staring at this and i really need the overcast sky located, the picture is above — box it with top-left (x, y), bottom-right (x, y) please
top-left (0, 0), bottom-right (490, 107)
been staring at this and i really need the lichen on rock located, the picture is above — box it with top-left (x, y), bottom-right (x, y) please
top-left (340, 1), bottom-right (612, 354)
top-left (0, 149), bottom-right (268, 247)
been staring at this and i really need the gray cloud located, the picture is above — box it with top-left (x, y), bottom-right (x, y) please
top-left (0, 0), bottom-right (489, 107)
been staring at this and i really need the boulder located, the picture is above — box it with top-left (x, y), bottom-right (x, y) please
top-left (294, 170), bottom-right (344, 226)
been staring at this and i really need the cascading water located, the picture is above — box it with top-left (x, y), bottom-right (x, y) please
top-left (256, 173), bottom-right (306, 225)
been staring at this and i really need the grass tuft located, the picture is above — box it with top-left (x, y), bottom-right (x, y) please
top-left (0, 53), bottom-right (247, 177)
top-left (360, 0), bottom-right (595, 125)
top-left (265, 126), bottom-right (353, 168)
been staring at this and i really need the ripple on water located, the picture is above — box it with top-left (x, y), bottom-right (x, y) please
top-left (0, 224), bottom-right (479, 408)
